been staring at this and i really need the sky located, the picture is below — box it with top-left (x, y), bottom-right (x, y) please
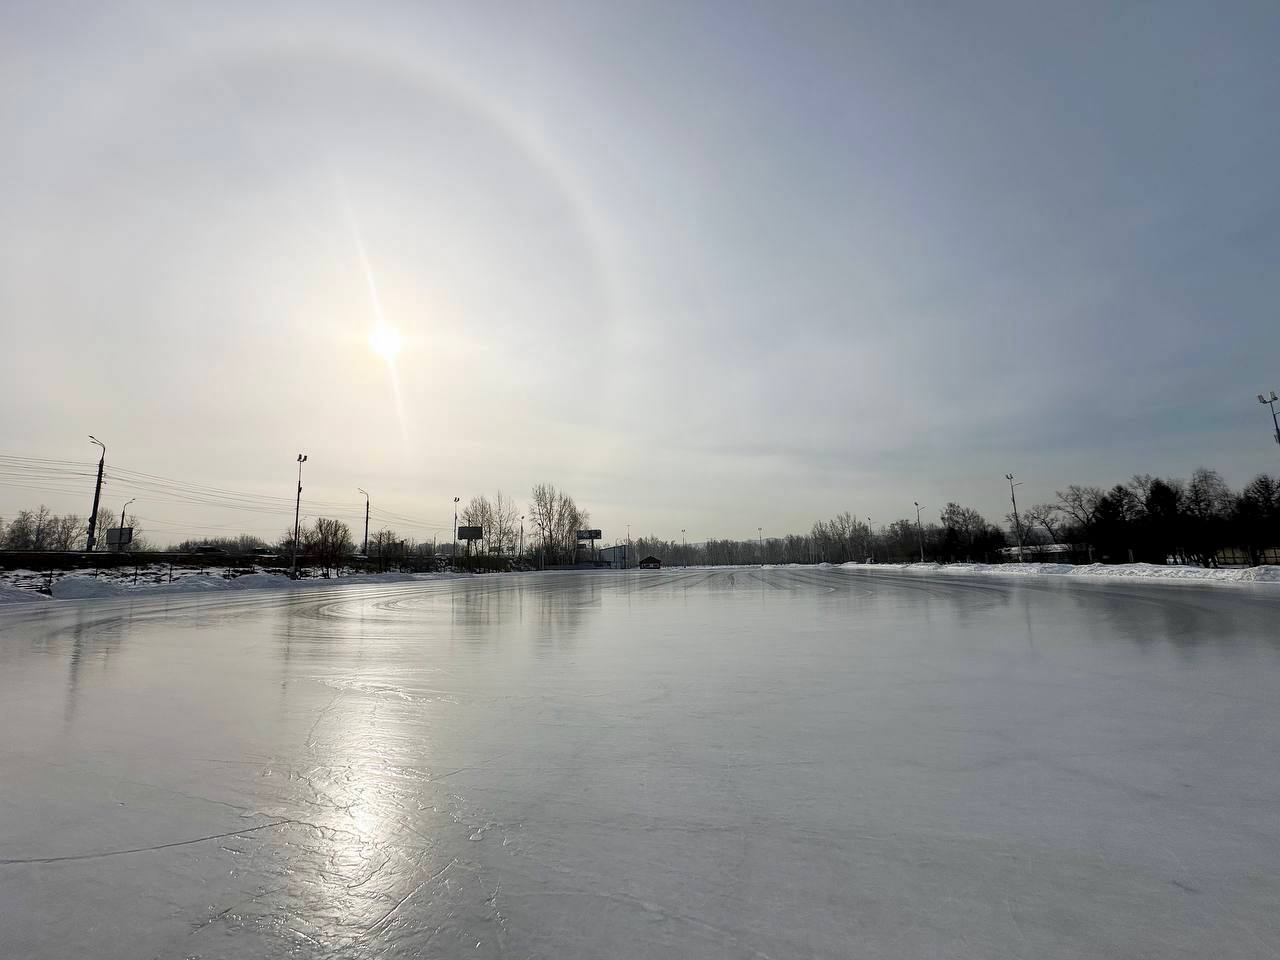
top-left (2, 0), bottom-right (1279, 546)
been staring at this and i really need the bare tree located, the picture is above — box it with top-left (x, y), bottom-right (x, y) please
top-left (527, 483), bottom-right (590, 565)
top-left (48, 514), bottom-right (86, 551)
top-left (1020, 504), bottom-right (1060, 544)
top-left (490, 491), bottom-right (519, 555)
top-left (369, 527), bottom-right (402, 568)
top-left (461, 495), bottom-right (494, 554)
top-left (310, 518), bottom-right (353, 576)
top-left (1055, 485), bottom-right (1103, 533)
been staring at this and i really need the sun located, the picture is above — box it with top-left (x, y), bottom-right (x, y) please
top-left (368, 325), bottom-right (402, 361)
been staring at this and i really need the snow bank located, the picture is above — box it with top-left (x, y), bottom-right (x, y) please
top-left (837, 561), bottom-right (1280, 584)
top-left (0, 583), bottom-right (50, 604)
top-left (46, 570), bottom-right (467, 601)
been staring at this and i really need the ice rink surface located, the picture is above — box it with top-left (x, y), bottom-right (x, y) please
top-left (1, 567), bottom-right (1278, 959)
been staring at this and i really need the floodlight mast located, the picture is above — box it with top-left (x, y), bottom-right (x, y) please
top-left (1260, 391), bottom-right (1280, 447)
top-left (1006, 473), bottom-right (1025, 562)
top-left (358, 488), bottom-right (370, 556)
top-left (291, 454), bottom-right (307, 579)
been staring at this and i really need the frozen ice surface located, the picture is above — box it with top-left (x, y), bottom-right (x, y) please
top-left (1, 568), bottom-right (1279, 958)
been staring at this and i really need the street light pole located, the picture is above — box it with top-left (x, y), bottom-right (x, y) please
top-left (453, 496), bottom-right (460, 559)
top-left (291, 454), bottom-right (307, 579)
top-left (358, 488), bottom-right (369, 556)
top-left (914, 502), bottom-right (925, 563)
top-left (758, 526), bottom-right (763, 565)
top-left (1259, 391), bottom-right (1280, 448)
top-left (1006, 473), bottom-right (1024, 562)
top-left (118, 498), bottom-right (136, 551)
top-left (682, 529), bottom-right (687, 568)
top-left (85, 436), bottom-right (106, 552)
top-left (520, 516), bottom-right (525, 557)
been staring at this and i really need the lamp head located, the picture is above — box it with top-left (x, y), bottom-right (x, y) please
top-left (1272, 391), bottom-right (1278, 402)
top-left (1260, 395), bottom-right (1268, 404)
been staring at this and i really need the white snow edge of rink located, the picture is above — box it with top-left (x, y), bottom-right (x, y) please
top-left (828, 561), bottom-right (1280, 583)
top-left (0, 571), bottom-right (470, 604)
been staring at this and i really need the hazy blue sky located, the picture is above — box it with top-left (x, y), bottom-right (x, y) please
top-left (3, 1), bottom-right (1278, 545)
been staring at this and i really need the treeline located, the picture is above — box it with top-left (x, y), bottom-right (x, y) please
top-left (0, 504), bottom-right (149, 551)
top-left (7, 468), bottom-right (1277, 569)
top-left (635, 467), bottom-right (1280, 568)
top-left (1037, 468), bottom-right (1279, 565)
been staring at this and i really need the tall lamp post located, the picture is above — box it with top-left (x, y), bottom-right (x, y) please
top-left (1259, 391), bottom-right (1280, 448)
top-left (682, 528), bottom-right (687, 568)
top-left (291, 454), bottom-right (307, 579)
top-left (758, 526), bottom-right (764, 565)
top-left (452, 497), bottom-right (461, 558)
top-left (914, 502), bottom-right (926, 563)
top-left (85, 436), bottom-right (106, 552)
top-left (1006, 473), bottom-right (1024, 562)
top-left (866, 516), bottom-right (875, 563)
top-left (118, 498), bottom-right (136, 551)
top-left (358, 488), bottom-right (370, 556)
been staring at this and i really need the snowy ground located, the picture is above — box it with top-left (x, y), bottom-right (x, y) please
top-left (0, 564), bottom-right (464, 603)
top-left (2, 567), bottom-right (1279, 959)
top-left (829, 559), bottom-right (1280, 583)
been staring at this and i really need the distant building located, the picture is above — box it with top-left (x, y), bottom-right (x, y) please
top-left (638, 555), bottom-right (662, 570)
top-left (599, 544), bottom-right (630, 569)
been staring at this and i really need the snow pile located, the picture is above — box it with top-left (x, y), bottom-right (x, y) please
top-left (838, 561), bottom-right (1280, 584)
top-left (0, 583), bottom-right (50, 604)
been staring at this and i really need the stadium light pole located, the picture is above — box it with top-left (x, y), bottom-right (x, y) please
top-left (914, 502), bottom-right (926, 563)
top-left (85, 436), bottom-right (106, 552)
top-left (1006, 473), bottom-right (1024, 562)
top-left (291, 454), bottom-right (307, 579)
top-left (358, 488), bottom-right (369, 556)
top-left (118, 498), bottom-right (136, 552)
top-left (1259, 391), bottom-right (1280, 448)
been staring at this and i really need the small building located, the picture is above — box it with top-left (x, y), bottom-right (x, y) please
top-left (638, 555), bottom-right (662, 570)
top-left (599, 544), bottom-right (629, 569)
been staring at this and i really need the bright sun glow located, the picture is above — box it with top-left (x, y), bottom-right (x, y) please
top-left (368, 325), bottom-right (402, 361)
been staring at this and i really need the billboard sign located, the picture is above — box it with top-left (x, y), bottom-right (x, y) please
top-left (105, 527), bottom-right (133, 547)
top-left (457, 526), bottom-right (483, 541)
top-left (576, 529), bottom-right (602, 541)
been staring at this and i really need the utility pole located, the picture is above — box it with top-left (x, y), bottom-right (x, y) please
top-left (291, 454), bottom-right (307, 578)
top-left (453, 496), bottom-right (460, 559)
top-left (1259, 391), bottom-right (1280, 448)
top-left (1006, 473), bottom-right (1024, 562)
top-left (358, 488), bottom-right (370, 556)
top-left (914, 502), bottom-right (926, 563)
top-left (118, 498), bottom-right (135, 552)
top-left (85, 436), bottom-right (106, 552)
